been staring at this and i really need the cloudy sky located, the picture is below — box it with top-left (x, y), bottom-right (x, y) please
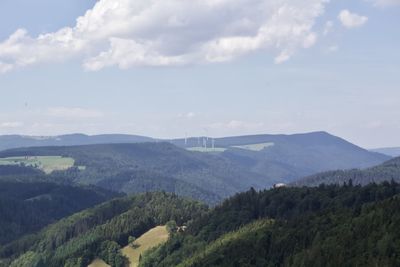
top-left (0, 0), bottom-right (399, 148)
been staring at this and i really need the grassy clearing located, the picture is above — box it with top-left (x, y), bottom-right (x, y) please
top-left (88, 258), bottom-right (110, 267)
top-left (231, 142), bottom-right (274, 151)
top-left (122, 226), bottom-right (169, 267)
top-left (187, 147), bottom-right (227, 153)
top-left (0, 156), bottom-right (79, 174)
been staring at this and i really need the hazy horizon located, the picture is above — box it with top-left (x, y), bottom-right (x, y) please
top-left (1, 0), bottom-right (399, 149)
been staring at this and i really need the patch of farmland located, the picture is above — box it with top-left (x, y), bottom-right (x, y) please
top-left (231, 142), bottom-right (274, 151)
top-left (88, 258), bottom-right (110, 267)
top-left (186, 147), bottom-right (227, 153)
top-left (0, 156), bottom-right (82, 174)
top-left (121, 225), bottom-right (169, 267)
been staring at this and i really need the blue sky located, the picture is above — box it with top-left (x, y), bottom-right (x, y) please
top-left (0, 0), bottom-right (399, 148)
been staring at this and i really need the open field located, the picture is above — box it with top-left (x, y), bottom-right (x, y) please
top-left (186, 143), bottom-right (274, 153)
top-left (88, 258), bottom-right (110, 267)
top-left (187, 147), bottom-right (227, 153)
top-left (231, 142), bottom-right (274, 151)
top-left (0, 156), bottom-right (78, 174)
top-left (122, 226), bottom-right (169, 267)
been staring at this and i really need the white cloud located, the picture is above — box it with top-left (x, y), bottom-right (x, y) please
top-left (208, 120), bottom-right (264, 131)
top-left (47, 107), bottom-right (104, 119)
top-left (185, 112), bottom-right (196, 119)
top-left (327, 45), bottom-right (339, 53)
top-left (369, 0), bottom-right (400, 7)
top-left (0, 61), bottom-right (14, 73)
top-left (323, 21), bottom-right (334, 36)
top-left (0, 0), bottom-right (329, 72)
top-left (178, 112), bottom-right (196, 119)
top-left (0, 121), bottom-right (23, 128)
top-left (338, 10), bottom-right (368, 29)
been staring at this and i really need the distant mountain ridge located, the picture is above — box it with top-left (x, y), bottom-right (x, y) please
top-left (371, 147), bottom-right (400, 157)
top-left (292, 156), bottom-right (400, 187)
top-left (0, 132), bottom-right (391, 196)
top-left (0, 134), bottom-right (154, 151)
top-left (0, 143), bottom-right (268, 205)
top-left (172, 131), bottom-right (390, 182)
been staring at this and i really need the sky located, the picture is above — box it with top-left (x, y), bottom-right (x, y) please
top-left (0, 0), bottom-right (399, 148)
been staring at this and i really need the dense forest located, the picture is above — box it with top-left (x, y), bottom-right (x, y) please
top-left (0, 192), bottom-right (207, 267)
top-left (293, 156), bottom-right (400, 187)
top-left (0, 143), bottom-right (268, 205)
top-left (0, 140), bottom-right (399, 267)
top-left (1, 182), bottom-right (399, 266)
top-left (0, 132), bottom-right (390, 206)
top-left (0, 179), bottom-right (120, 245)
top-left (140, 182), bottom-right (400, 267)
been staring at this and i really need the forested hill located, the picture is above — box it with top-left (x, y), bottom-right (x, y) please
top-left (0, 192), bottom-right (207, 267)
top-left (1, 132), bottom-right (390, 185)
top-left (0, 180), bottom-right (120, 246)
top-left (292, 156), bottom-right (400, 187)
top-left (0, 143), bottom-right (268, 205)
top-left (172, 131), bottom-right (390, 182)
top-left (140, 182), bottom-right (400, 267)
top-left (2, 183), bottom-right (400, 266)
top-left (0, 133), bottom-right (391, 205)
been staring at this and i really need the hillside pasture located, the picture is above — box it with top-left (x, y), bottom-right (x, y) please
top-left (186, 147), bottom-right (227, 153)
top-left (122, 226), bottom-right (169, 267)
top-left (231, 142), bottom-right (274, 151)
top-left (0, 156), bottom-right (77, 174)
top-left (88, 258), bottom-right (110, 267)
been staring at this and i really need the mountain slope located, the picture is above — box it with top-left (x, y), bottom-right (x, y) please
top-left (3, 183), bottom-right (400, 267)
top-left (140, 183), bottom-right (400, 267)
top-left (0, 132), bottom-right (389, 183)
top-left (172, 131), bottom-right (390, 182)
top-left (0, 143), bottom-right (268, 204)
top-left (292, 156), bottom-right (400, 187)
top-left (0, 192), bottom-right (207, 267)
top-left (0, 180), bottom-right (120, 245)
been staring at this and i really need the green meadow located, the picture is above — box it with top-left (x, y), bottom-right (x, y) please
top-left (0, 156), bottom-right (80, 174)
top-left (231, 142), bottom-right (274, 151)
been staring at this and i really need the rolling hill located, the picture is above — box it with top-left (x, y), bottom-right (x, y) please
top-left (0, 192), bottom-right (207, 267)
top-left (0, 132), bottom-right (391, 205)
top-left (172, 131), bottom-right (390, 182)
top-left (0, 143), bottom-right (268, 205)
top-left (0, 178), bottom-right (120, 246)
top-left (4, 183), bottom-right (399, 267)
top-left (139, 183), bottom-right (400, 267)
top-left (292, 156), bottom-right (400, 187)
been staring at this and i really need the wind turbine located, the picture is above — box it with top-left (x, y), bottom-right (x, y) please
top-left (184, 132), bottom-right (188, 146)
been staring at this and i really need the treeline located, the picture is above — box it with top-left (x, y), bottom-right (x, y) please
top-left (1, 192), bottom-right (207, 267)
top-left (140, 181), bottom-right (400, 267)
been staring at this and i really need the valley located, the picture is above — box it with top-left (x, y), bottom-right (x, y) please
top-left (0, 132), bottom-right (390, 206)
top-left (1, 2), bottom-right (398, 265)
top-left (0, 133), bottom-right (399, 267)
